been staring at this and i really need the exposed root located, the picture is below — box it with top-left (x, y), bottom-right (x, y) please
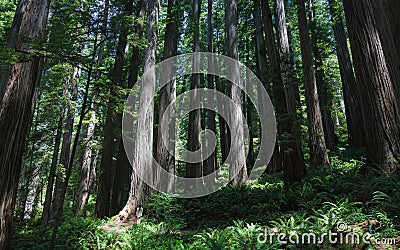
top-left (99, 215), bottom-right (140, 233)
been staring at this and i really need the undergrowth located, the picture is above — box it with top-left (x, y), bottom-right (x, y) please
top-left (12, 150), bottom-right (400, 249)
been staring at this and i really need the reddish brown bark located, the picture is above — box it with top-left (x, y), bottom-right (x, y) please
top-left (0, 0), bottom-right (50, 248)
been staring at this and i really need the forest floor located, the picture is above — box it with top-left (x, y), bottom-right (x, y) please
top-left (11, 149), bottom-right (400, 249)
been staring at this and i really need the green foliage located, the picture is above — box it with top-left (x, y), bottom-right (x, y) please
top-left (12, 152), bottom-right (400, 248)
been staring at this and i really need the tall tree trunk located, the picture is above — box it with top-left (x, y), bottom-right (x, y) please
top-left (370, 0), bottom-right (400, 110)
top-left (261, 0), bottom-right (306, 183)
top-left (244, 38), bottom-right (255, 170)
top-left (128, 0), bottom-right (146, 90)
top-left (155, 0), bottom-right (177, 193)
top-left (50, 52), bottom-right (95, 250)
top-left (387, 0), bottom-right (400, 112)
top-left (76, 103), bottom-right (97, 214)
top-left (274, 0), bottom-right (305, 180)
top-left (343, 0), bottom-right (400, 173)
top-left (19, 105), bottom-right (41, 221)
top-left (41, 83), bottom-right (68, 225)
top-left (96, 0), bottom-right (134, 218)
top-left (186, 0), bottom-right (203, 179)
top-left (110, 0), bottom-right (146, 216)
top-left (388, 0), bottom-right (400, 56)
top-left (117, 0), bottom-right (159, 221)
top-left (76, 0), bottom-right (109, 215)
top-left (296, 0), bottom-right (329, 166)
top-left (274, 0), bottom-right (299, 114)
top-left (0, 0), bottom-right (50, 247)
top-left (217, 78), bottom-right (230, 164)
top-left (308, 0), bottom-right (338, 150)
top-left (253, 0), bottom-right (281, 173)
top-left (328, 0), bottom-right (364, 148)
top-left (22, 161), bottom-right (41, 220)
top-left (225, 0), bottom-right (248, 185)
top-left (204, 0), bottom-right (217, 181)
top-left (52, 67), bottom-right (79, 215)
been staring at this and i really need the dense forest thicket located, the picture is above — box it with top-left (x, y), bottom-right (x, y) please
top-left (0, 0), bottom-right (400, 249)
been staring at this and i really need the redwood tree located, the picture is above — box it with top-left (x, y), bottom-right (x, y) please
top-left (296, 0), bottom-right (329, 166)
top-left (226, 0), bottom-right (248, 184)
top-left (117, 0), bottom-right (159, 221)
top-left (343, 0), bottom-right (400, 173)
top-left (0, 0), bottom-right (50, 248)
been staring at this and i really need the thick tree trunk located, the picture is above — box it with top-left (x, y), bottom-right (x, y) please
top-left (96, 1), bottom-right (134, 218)
top-left (388, 0), bottom-right (400, 54)
top-left (261, 0), bottom-right (306, 183)
top-left (274, 0), bottom-right (306, 180)
top-left (117, 0), bottom-right (159, 221)
top-left (296, 0), bottom-right (329, 166)
top-left (110, 0), bottom-right (145, 216)
top-left (307, 0), bottom-right (338, 151)
top-left (110, 0), bottom-right (146, 215)
top-left (155, 0), bottom-right (177, 192)
top-left (370, 0), bottom-right (400, 110)
top-left (0, 0), bottom-right (50, 248)
top-left (186, 0), bottom-right (203, 179)
top-left (388, 0), bottom-right (400, 111)
top-left (328, 0), bottom-right (364, 148)
top-left (226, 0), bottom-right (248, 185)
top-left (343, 0), bottom-right (400, 173)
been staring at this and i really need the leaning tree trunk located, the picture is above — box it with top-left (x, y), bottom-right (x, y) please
top-left (225, 0), bottom-right (248, 185)
top-left (261, 0), bottom-right (306, 183)
top-left (343, 0), bottom-right (400, 173)
top-left (117, 0), bottom-right (159, 222)
top-left (296, 0), bottom-right (329, 166)
top-left (328, 0), bottom-right (364, 148)
top-left (0, 0), bottom-right (50, 248)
